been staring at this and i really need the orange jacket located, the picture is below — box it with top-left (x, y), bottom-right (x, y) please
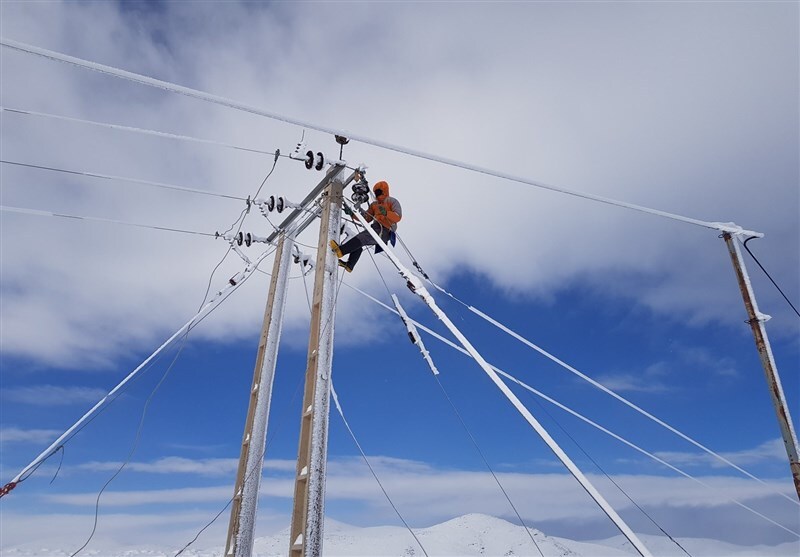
top-left (365, 180), bottom-right (402, 231)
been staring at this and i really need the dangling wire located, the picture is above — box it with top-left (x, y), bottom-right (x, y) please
top-left (331, 385), bottom-right (430, 557)
top-left (200, 151), bottom-right (281, 308)
top-left (48, 446), bottom-right (65, 485)
top-left (70, 334), bottom-right (191, 557)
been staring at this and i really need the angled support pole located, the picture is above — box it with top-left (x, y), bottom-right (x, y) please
top-left (289, 168), bottom-right (346, 557)
top-left (346, 202), bottom-right (653, 557)
top-left (225, 231), bottom-right (295, 556)
top-left (722, 232), bottom-right (800, 500)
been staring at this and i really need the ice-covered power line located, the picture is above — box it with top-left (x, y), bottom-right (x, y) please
top-left (0, 244), bottom-right (275, 496)
top-left (0, 37), bottom-right (763, 237)
top-left (342, 282), bottom-right (799, 537)
top-left (346, 203), bottom-right (653, 557)
top-left (1, 106), bottom-right (280, 156)
top-left (2, 160), bottom-right (247, 201)
top-left (0, 204), bottom-right (218, 237)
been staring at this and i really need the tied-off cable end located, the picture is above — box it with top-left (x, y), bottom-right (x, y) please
top-left (0, 481), bottom-right (18, 498)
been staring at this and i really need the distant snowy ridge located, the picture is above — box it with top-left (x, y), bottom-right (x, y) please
top-left (4, 513), bottom-right (798, 556)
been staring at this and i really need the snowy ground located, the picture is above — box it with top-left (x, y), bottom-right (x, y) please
top-left (3, 513), bottom-right (798, 557)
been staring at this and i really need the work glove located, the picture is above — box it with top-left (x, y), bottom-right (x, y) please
top-left (377, 204), bottom-right (388, 216)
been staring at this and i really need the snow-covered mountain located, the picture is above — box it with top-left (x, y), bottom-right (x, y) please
top-left (3, 513), bottom-right (798, 557)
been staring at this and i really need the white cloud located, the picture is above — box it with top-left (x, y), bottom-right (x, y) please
top-left (0, 426), bottom-right (60, 444)
top-left (29, 453), bottom-right (798, 547)
top-left (0, 0), bottom-right (797, 370)
top-left (2, 385), bottom-right (107, 405)
top-left (655, 438), bottom-right (788, 469)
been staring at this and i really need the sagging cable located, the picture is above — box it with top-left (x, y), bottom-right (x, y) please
top-left (342, 281), bottom-right (799, 538)
top-left (345, 200), bottom-right (653, 557)
top-left (396, 232), bottom-right (799, 508)
top-left (391, 294), bottom-right (438, 376)
top-left (0, 247), bottom-right (274, 497)
top-left (331, 384), bottom-right (430, 557)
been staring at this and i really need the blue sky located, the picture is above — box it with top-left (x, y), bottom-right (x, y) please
top-left (1, 0), bottom-right (798, 553)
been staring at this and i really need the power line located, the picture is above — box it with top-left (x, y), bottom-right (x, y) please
top-left (1, 106), bottom-right (281, 157)
top-left (330, 385), bottom-right (430, 557)
top-left (390, 232), bottom-right (800, 507)
top-left (0, 37), bottom-right (762, 238)
top-left (0, 204), bottom-right (217, 238)
top-left (342, 281), bottom-right (800, 538)
top-left (1, 159), bottom-right (247, 201)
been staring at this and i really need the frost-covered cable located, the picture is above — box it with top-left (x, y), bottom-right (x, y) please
top-left (0, 248), bottom-right (273, 495)
top-left (0, 37), bottom-right (762, 237)
top-left (1, 159), bottom-right (246, 201)
top-left (330, 385), bottom-right (430, 557)
top-left (389, 295), bottom-right (544, 555)
top-left (342, 281), bottom-right (800, 537)
top-left (498, 371), bottom-right (799, 538)
top-left (346, 203), bottom-right (653, 557)
top-left (391, 294), bottom-right (438, 375)
top-left (1, 106), bottom-right (280, 156)
top-left (467, 304), bottom-right (800, 507)
top-left (394, 229), bottom-right (799, 506)
top-left (0, 204), bottom-right (217, 237)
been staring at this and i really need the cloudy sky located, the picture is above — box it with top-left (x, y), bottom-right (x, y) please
top-left (1, 0), bottom-right (798, 554)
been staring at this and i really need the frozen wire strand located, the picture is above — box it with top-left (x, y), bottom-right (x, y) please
top-left (16, 329), bottom-right (182, 484)
top-left (330, 385), bottom-right (430, 557)
top-left (1, 159), bottom-right (247, 201)
top-left (742, 236), bottom-right (800, 319)
top-left (393, 233), bottom-right (800, 508)
top-left (0, 105), bottom-right (284, 157)
top-left (496, 371), bottom-right (800, 538)
top-left (198, 153), bottom-right (281, 308)
top-left (346, 204), bottom-right (652, 557)
top-left (455, 294), bottom-right (800, 508)
top-left (342, 281), bottom-right (799, 537)
top-left (11, 249), bottom-right (248, 488)
top-left (0, 37), bottom-right (762, 238)
top-left (0, 204), bottom-right (217, 238)
top-left (6, 245), bottom-right (276, 488)
top-left (71, 335), bottom-right (190, 557)
top-left (369, 257), bottom-right (543, 554)
top-left (525, 393), bottom-right (693, 557)
top-left (430, 372), bottom-right (544, 556)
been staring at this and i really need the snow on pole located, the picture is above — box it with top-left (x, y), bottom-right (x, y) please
top-left (226, 233), bottom-right (296, 557)
top-left (348, 205), bottom-right (653, 557)
top-left (391, 294), bottom-right (438, 375)
top-left (1, 247), bottom-right (275, 496)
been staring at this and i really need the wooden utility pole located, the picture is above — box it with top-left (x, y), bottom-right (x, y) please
top-left (225, 233), bottom-right (294, 556)
top-left (288, 171), bottom-right (344, 557)
top-left (722, 232), bottom-right (800, 500)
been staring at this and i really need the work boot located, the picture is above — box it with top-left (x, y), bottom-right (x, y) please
top-left (330, 240), bottom-right (343, 259)
top-left (338, 260), bottom-right (352, 273)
